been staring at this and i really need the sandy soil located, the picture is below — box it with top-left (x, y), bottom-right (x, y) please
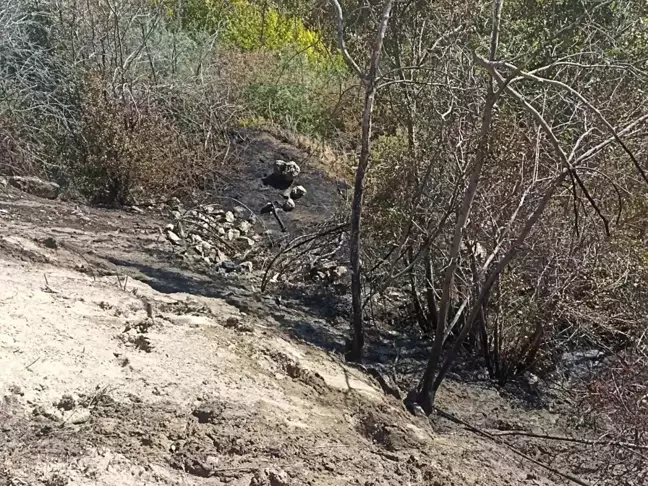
top-left (0, 186), bottom-right (616, 486)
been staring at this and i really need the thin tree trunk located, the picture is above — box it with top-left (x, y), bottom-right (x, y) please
top-left (416, 0), bottom-right (504, 414)
top-left (348, 87), bottom-right (377, 361)
top-left (424, 248), bottom-right (439, 331)
top-left (406, 248), bottom-right (431, 334)
top-left (428, 169), bottom-right (571, 400)
top-left (331, 0), bottom-right (395, 362)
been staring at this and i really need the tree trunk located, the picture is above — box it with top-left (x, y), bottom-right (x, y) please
top-left (335, 0), bottom-right (395, 362)
top-left (424, 248), bottom-right (439, 331)
top-left (416, 0), bottom-right (504, 412)
top-left (406, 248), bottom-right (431, 334)
top-left (348, 87), bottom-right (377, 362)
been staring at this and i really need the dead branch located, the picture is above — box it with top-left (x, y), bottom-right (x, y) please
top-left (435, 407), bottom-right (593, 486)
top-left (491, 430), bottom-right (648, 451)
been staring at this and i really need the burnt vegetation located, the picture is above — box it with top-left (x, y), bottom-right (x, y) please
top-left (2, 0), bottom-right (648, 484)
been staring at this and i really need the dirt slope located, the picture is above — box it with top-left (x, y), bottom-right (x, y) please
top-left (1, 188), bottom-right (569, 486)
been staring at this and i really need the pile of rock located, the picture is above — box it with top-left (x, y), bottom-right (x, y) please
top-left (163, 204), bottom-right (261, 273)
top-left (273, 160), bottom-right (307, 212)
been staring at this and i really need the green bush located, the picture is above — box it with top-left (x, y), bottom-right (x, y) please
top-left (181, 0), bottom-right (343, 69)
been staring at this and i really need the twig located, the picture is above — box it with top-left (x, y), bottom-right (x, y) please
top-left (270, 202), bottom-right (287, 233)
top-left (434, 407), bottom-right (593, 486)
top-left (43, 273), bottom-right (59, 294)
top-left (492, 430), bottom-right (648, 451)
top-left (24, 356), bottom-right (41, 370)
top-left (260, 222), bottom-right (348, 291)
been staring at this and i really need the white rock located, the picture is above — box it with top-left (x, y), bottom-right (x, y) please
top-left (290, 185), bottom-right (307, 199)
top-left (166, 231), bottom-right (181, 245)
top-left (224, 211), bottom-right (235, 223)
top-left (226, 228), bottom-right (241, 241)
top-left (273, 160), bottom-right (301, 181)
top-left (238, 221), bottom-right (252, 234)
top-left (240, 261), bottom-right (253, 272)
top-left (283, 198), bottom-right (296, 212)
top-left (69, 408), bottom-right (91, 425)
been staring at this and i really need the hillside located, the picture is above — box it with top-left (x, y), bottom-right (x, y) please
top-left (2, 0), bottom-right (648, 484)
top-left (2, 165), bottom-right (644, 486)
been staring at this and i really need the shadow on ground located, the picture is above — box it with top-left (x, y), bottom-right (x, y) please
top-left (104, 250), bottom-right (432, 374)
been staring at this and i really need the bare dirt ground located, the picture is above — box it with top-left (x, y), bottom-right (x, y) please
top-left (0, 185), bottom-right (635, 486)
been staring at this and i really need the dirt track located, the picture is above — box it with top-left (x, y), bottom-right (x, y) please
top-left (0, 187), bottom-right (598, 486)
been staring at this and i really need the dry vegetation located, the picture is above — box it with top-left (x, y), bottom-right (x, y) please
top-left (2, 0), bottom-right (648, 483)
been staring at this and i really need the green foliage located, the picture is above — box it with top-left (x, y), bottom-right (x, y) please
top-left (502, 0), bottom-right (648, 63)
top-left (181, 0), bottom-right (343, 70)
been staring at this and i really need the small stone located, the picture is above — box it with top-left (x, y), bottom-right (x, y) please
top-left (171, 210), bottom-right (182, 220)
top-left (233, 206), bottom-right (247, 219)
top-left (238, 220), bottom-right (252, 234)
top-left (411, 405), bottom-right (426, 417)
top-left (128, 205), bottom-right (144, 214)
top-left (224, 211), bottom-right (235, 223)
top-left (165, 223), bottom-right (175, 231)
top-left (69, 408), bottom-right (91, 425)
top-left (330, 266), bottom-right (348, 280)
top-left (0, 176), bottom-right (7, 188)
top-left (265, 467), bottom-right (290, 486)
top-left (224, 316), bottom-right (240, 328)
top-left (190, 234), bottom-right (203, 244)
top-left (226, 228), bottom-right (241, 241)
top-left (217, 226), bottom-right (226, 236)
top-left (166, 231), bottom-right (181, 245)
top-left (290, 185), bottom-right (307, 199)
top-left (240, 261), bottom-right (253, 272)
top-left (283, 198), bottom-right (296, 212)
